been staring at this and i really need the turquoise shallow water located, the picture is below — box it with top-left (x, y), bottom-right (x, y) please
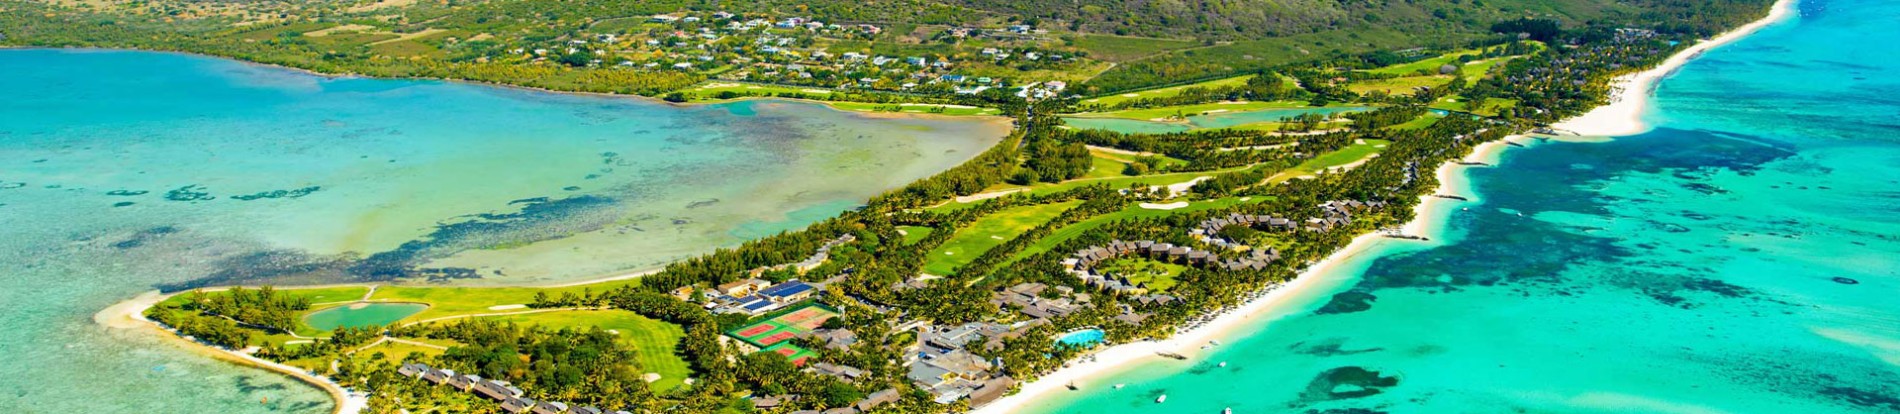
top-left (1029, 0), bottom-right (1900, 412)
top-left (0, 49), bottom-right (1002, 412)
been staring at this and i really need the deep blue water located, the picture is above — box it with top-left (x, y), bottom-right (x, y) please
top-left (1030, 0), bottom-right (1900, 412)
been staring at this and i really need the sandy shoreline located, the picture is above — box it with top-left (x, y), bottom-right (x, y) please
top-left (95, 291), bottom-right (369, 414)
top-left (975, 2), bottom-right (1795, 411)
top-left (1551, 0), bottom-right (1796, 136)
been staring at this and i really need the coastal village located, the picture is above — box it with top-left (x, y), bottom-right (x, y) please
top-left (29, 0), bottom-right (1795, 411)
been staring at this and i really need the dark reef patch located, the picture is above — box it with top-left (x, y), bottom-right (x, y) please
top-left (106, 190), bottom-right (148, 196)
top-left (1831, 277), bottom-right (1859, 285)
top-left (1314, 291), bottom-right (1378, 315)
top-left (230, 186), bottom-right (320, 201)
top-left (161, 195), bottom-right (621, 291)
top-left (1303, 409), bottom-right (1389, 414)
top-left (1298, 366), bottom-right (1399, 403)
top-left (233, 376), bottom-right (290, 393)
top-left (1819, 386), bottom-right (1900, 411)
top-left (163, 185), bottom-right (215, 201)
top-left (1290, 338), bottom-right (1384, 357)
top-left (112, 226), bottom-right (178, 249)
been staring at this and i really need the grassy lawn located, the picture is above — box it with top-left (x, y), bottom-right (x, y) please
top-left (1096, 257), bottom-right (1187, 292)
top-left (897, 225), bottom-right (935, 245)
top-left (1073, 34), bottom-right (1200, 62)
top-left (1079, 74), bottom-right (1257, 107)
top-left (922, 201), bottom-right (1081, 275)
top-left (1068, 100), bottom-right (1321, 121)
top-left (479, 310), bottom-right (693, 391)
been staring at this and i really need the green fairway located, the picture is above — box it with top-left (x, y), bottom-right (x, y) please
top-left (1348, 75), bottom-right (1453, 95)
top-left (1079, 75), bottom-right (1257, 107)
top-left (482, 310), bottom-right (693, 391)
top-left (923, 201), bottom-right (1081, 275)
top-left (369, 280), bottom-right (642, 322)
top-left (1082, 152), bottom-right (1135, 179)
top-left (898, 226), bottom-right (935, 245)
top-left (1268, 139), bottom-right (1391, 182)
top-left (1388, 114), bottom-right (1444, 130)
top-left (352, 340), bottom-right (446, 364)
top-left (1364, 49), bottom-right (1482, 76)
top-left (1068, 100), bottom-right (1321, 121)
top-left (1431, 96), bottom-right (1518, 117)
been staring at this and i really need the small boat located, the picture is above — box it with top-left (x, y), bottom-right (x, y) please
top-left (1156, 394), bottom-right (1168, 403)
top-left (1224, 408), bottom-right (1232, 414)
top-left (1066, 382), bottom-right (1079, 391)
top-left (1218, 361), bottom-right (1228, 367)
top-left (1114, 383), bottom-right (1126, 389)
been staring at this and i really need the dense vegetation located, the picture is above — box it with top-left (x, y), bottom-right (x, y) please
top-left (103, 0), bottom-right (1787, 412)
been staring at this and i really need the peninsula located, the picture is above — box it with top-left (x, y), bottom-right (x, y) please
top-left (0, 0), bottom-right (1793, 412)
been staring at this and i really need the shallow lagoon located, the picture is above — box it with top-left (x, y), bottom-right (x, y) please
top-left (1029, 1), bottom-right (1900, 412)
top-left (0, 49), bottom-right (1004, 412)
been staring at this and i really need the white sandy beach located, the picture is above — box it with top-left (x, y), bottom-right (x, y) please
top-left (976, 2), bottom-right (1795, 411)
top-left (1552, 0), bottom-right (1796, 136)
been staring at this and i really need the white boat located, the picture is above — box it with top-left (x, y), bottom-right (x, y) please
top-left (1224, 408), bottom-right (1232, 414)
top-left (1114, 383), bottom-right (1126, 389)
top-left (1156, 395), bottom-right (1167, 403)
top-left (1218, 361), bottom-right (1228, 367)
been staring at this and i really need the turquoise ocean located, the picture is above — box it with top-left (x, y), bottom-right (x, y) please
top-left (0, 49), bottom-right (1002, 412)
top-left (1028, 0), bottom-right (1900, 412)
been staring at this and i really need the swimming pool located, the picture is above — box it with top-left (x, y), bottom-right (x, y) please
top-left (1055, 328), bottom-right (1105, 347)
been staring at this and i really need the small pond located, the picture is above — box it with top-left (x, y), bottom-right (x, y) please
top-left (303, 302), bottom-right (428, 331)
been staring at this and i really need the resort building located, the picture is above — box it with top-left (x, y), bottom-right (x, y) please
top-left (500, 397), bottom-right (536, 413)
top-left (531, 400), bottom-right (568, 414)
top-left (717, 278), bottom-right (770, 296)
top-left (758, 280), bottom-right (816, 303)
